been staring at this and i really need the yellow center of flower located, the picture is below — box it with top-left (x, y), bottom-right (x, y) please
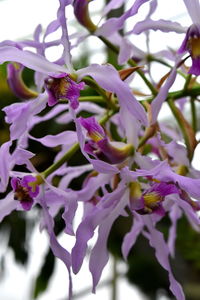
top-left (59, 78), bottom-right (70, 96)
top-left (89, 131), bottom-right (104, 142)
top-left (143, 192), bottom-right (162, 208)
top-left (188, 37), bottom-right (200, 58)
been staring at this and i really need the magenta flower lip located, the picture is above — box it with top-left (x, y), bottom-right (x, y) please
top-left (44, 73), bottom-right (85, 108)
top-left (80, 116), bottom-right (134, 164)
top-left (11, 175), bottom-right (39, 211)
top-left (130, 182), bottom-right (179, 215)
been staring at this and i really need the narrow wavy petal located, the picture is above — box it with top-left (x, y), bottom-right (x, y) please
top-left (122, 212), bottom-right (143, 259)
top-left (151, 64), bottom-right (178, 123)
top-left (89, 190), bottom-right (129, 292)
top-left (132, 19), bottom-right (187, 35)
top-left (144, 216), bottom-right (185, 300)
top-left (96, 0), bottom-right (150, 37)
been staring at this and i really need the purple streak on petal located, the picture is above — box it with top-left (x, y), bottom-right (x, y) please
top-left (79, 116), bottom-right (105, 139)
top-left (168, 205), bottom-right (182, 257)
top-left (132, 19), bottom-right (186, 35)
top-left (151, 182), bottom-right (179, 197)
top-left (151, 64), bottom-right (178, 123)
top-left (77, 64), bottom-right (147, 125)
top-left (183, 0), bottom-right (200, 24)
top-left (122, 212), bottom-right (144, 259)
top-left (89, 190), bottom-right (129, 292)
top-left (144, 216), bottom-right (185, 300)
top-left (0, 46), bottom-right (67, 74)
top-left (96, 0), bottom-right (150, 37)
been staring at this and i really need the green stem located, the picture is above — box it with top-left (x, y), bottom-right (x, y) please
top-left (142, 86), bottom-right (200, 104)
top-left (41, 143), bottom-right (79, 179)
top-left (111, 257), bottom-right (118, 300)
top-left (82, 76), bottom-right (109, 101)
top-left (168, 86), bottom-right (200, 100)
top-left (184, 74), bottom-right (192, 90)
top-left (190, 97), bottom-right (197, 133)
top-left (99, 110), bottom-right (116, 125)
top-left (79, 96), bottom-right (106, 104)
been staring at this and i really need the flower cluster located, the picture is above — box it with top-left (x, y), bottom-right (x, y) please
top-left (1, 1), bottom-right (200, 299)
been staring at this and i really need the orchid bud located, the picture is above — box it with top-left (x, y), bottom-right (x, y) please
top-left (7, 63), bottom-right (38, 99)
top-left (73, 0), bottom-right (97, 32)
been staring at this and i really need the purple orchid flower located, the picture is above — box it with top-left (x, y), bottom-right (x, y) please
top-left (130, 181), bottom-right (179, 216)
top-left (11, 175), bottom-right (40, 210)
top-left (79, 116), bottom-right (134, 164)
top-left (44, 72), bottom-right (85, 108)
top-left (132, 0), bottom-right (200, 75)
top-left (178, 23), bottom-right (200, 75)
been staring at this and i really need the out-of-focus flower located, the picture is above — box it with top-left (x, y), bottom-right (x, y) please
top-left (132, 0), bottom-right (200, 75)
